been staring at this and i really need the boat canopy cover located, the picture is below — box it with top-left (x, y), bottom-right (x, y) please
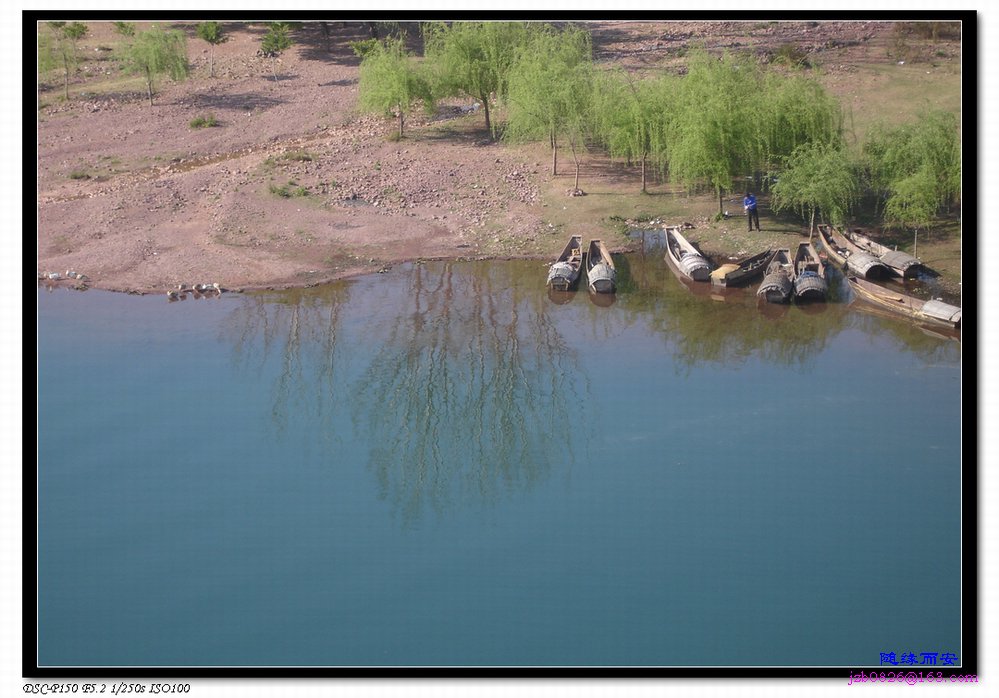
top-left (589, 262), bottom-right (616, 284)
top-left (547, 261), bottom-right (578, 284)
top-left (880, 249), bottom-right (921, 271)
top-left (921, 300), bottom-right (962, 324)
top-left (846, 252), bottom-right (890, 277)
top-left (679, 253), bottom-right (710, 278)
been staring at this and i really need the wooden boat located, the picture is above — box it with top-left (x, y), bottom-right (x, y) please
top-left (816, 224), bottom-right (891, 279)
top-left (546, 234), bottom-right (583, 291)
top-left (792, 241), bottom-right (828, 302)
top-left (847, 230), bottom-right (926, 278)
top-left (847, 275), bottom-right (961, 329)
top-left (586, 239), bottom-right (616, 293)
top-left (710, 248), bottom-right (774, 287)
top-left (664, 226), bottom-right (712, 282)
top-left (756, 248), bottom-right (793, 304)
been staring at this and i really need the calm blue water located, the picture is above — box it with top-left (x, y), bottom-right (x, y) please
top-left (36, 258), bottom-right (962, 667)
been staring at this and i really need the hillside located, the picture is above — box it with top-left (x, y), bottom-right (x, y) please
top-left (36, 19), bottom-right (963, 294)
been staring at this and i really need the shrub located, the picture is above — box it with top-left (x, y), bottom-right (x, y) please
top-left (773, 43), bottom-right (811, 68)
top-left (69, 170), bottom-right (90, 180)
top-left (189, 114), bottom-right (219, 128)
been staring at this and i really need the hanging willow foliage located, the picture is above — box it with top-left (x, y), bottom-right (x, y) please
top-left (770, 141), bottom-right (859, 234)
top-left (504, 25), bottom-right (594, 180)
top-left (357, 37), bottom-right (433, 138)
top-left (666, 51), bottom-right (766, 213)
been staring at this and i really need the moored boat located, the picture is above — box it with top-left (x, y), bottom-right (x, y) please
top-left (664, 225), bottom-right (712, 282)
top-left (847, 275), bottom-right (961, 329)
top-left (586, 239), bottom-right (617, 294)
top-left (847, 230), bottom-right (926, 278)
top-left (710, 248), bottom-right (774, 287)
top-left (793, 241), bottom-right (828, 302)
top-left (756, 248), bottom-right (793, 304)
top-left (546, 234), bottom-right (583, 291)
top-left (816, 224), bottom-right (891, 279)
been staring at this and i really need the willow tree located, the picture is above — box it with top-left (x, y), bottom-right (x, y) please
top-left (504, 24), bottom-right (594, 183)
top-left (668, 51), bottom-right (765, 215)
top-left (593, 70), bottom-right (649, 192)
top-left (760, 71), bottom-right (844, 178)
top-left (38, 28), bottom-right (76, 100)
top-left (770, 141), bottom-right (859, 237)
top-left (422, 21), bottom-right (534, 137)
top-left (120, 25), bottom-right (189, 106)
top-left (357, 37), bottom-right (433, 138)
top-left (865, 110), bottom-right (960, 214)
top-left (195, 21), bottom-right (226, 78)
top-left (881, 169), bottom-right (939, 255)
top-left (38, 22), bottom-right (89, 100)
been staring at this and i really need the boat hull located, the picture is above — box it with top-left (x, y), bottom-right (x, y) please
top-left (848, 276), bottom-right (961, 329)
top-left (792, 242), bottom-right (827, 303)
top-left (816, 225), bottom-right (892, 279)
top-left (664, 226), bottom-right (712, 282)
top-left (546, 235), bottom-right (583, 291)
top-left (710, 249), bottom-right (773, 287)
top-left (586, 239), bottom-right (617, 294)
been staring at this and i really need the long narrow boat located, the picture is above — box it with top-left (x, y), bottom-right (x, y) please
top-left (586, 239), bottom-right (616, 294)
top-left (792, 241), bottom-right (828, 302)
top-left (847, 275), bottom-right (961, 329)
top-left (546, 234), bottom-right (583, 291)
top-left (664, 226), bottom-right (712, 282)
top-left (847, 230), bottom-right (926, 278)
top-left (710, 248), bottom-right (774, 287)
top-left (816, 224), bottom-right (891, 279)
top-left (756, 248), bottom-right (793, 304)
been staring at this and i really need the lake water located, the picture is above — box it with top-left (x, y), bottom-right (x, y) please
top-left (36, 253), bottom-right (963, 669)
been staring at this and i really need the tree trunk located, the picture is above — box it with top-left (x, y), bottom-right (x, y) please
top-left (551, 131), bottom-right (557, 176)
top-left (641, 152), bottom-right (647, 194)
top-left (570, 138), bottom-right (580, 191)
top-left (481, 94), bottom-right (491, 136)
top-left (718, 188), bottom-right (724, 216)
top-left (320, 22), bottom-right (331, 52)
top-left (398, 106), bottom-right (404, 138)
top-left (145, 67), bottom-right (154, 106)
top-left (809, 207), bottom-right (816, 241)
top-left (209, 47), bottom-right (215, 78)
top-left (913, 228), bottom-right (918, 255)
top-left (62, 53), bottom-right (70, 100)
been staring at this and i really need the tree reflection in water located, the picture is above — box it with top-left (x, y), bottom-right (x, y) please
top-left (222, 261), bottom-right (583, 524)
top-left (352, 261), bottom-right (583, 524)
top-left (215, 255), bottom-right (957, 525)
top-left (221, 283), bottom-right (351, 447)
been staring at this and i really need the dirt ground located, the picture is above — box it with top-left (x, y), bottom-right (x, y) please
top-left (35, 19), bottom-right (962, 295)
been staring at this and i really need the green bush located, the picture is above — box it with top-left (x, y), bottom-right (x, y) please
top-left (189, 114), bottom-right (219, 128)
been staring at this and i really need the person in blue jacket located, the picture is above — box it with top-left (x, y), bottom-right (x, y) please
top-left (744, 191), bottom-right (761, 231)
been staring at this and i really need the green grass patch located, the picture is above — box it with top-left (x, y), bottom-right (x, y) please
top-left (68, 170), bottom-right (91, 180)
top-left (269, 180), bottom-right (311, 198)
top-left (282, 150), bottom-right (314, 162)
